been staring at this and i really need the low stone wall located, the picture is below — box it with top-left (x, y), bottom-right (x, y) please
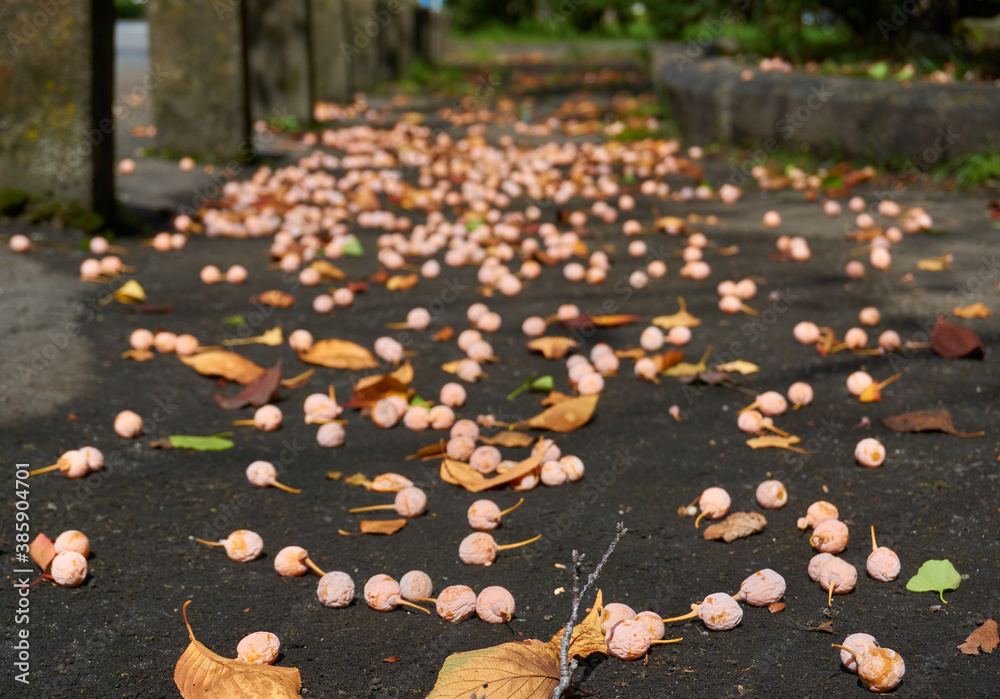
top-left (651, 42), bottom-right (1000, 166)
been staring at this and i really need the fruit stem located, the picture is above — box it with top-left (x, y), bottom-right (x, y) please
top-left (394, 597), bottom-right (431, 614)
top-left (694, 511), bottom-right (709, 529)
top-left (661, 606), bottom-right (699, 623)
top-left (349, 504), bottom-right (395, 513)
top-left (652, 637), bottom-right (684, 644)
top-left (498, 498), bottom-right (525, 518)
top-left (28, 463), bottom-right (64, 476)
top-left (737, 400), bottom-right (760, 415)
top-left (232, 419), bottom-right (257, 426)
top-left (496, 533), bottom-right (542, 551)
top-left (831, 644), bottom-right (856, 657)
top-left (740, 303), bottom-right (759, 317)
top-left (827, 581), bottom-right (837, 607)
top-left (411, 597), bottom-right (437, 604)
top-left (303, 557), bottom-right (326, 577)
top-left (871, 525), bottom-right (877, 553)
top-left (877, 372), bottom-right (902, 389)
top-left (762, 423), bottom-right (790, 437)
top-left (385, 321), bottom-right (410, 329)
top-left (193, 538), bottom-right (224, 547)
top-left (271, 480), bottom-right (302, 494)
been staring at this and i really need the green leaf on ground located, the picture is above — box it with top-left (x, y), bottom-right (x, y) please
top-left (223, 315), bottom-right (245, 326)
top-left (906, 559), bottom-right (962, 604)
top-left (868, 61), bottom-right (890, 80)
top-left (341, 238), bottom-right (363, 257)
top-left (168, 433), bottom-right (235, 451)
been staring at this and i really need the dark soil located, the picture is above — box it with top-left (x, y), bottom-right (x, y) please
top-left (1, 63), bottom-right (998, 699)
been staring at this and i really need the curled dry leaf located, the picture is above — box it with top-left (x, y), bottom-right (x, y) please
top-left (662, 346), bottom-right (713, 377)
top-left (549, 590), bottom-right (606, 660)
top-left (702, 512), bottom-right (767, 542)
top-left (426, 639), bottom-right (558, 699)
top-left (281, 369), bottom-right (314, 389)
top-left (121, 348), bottom-right (155, 362)
top-left (511, 395), bottom-right (598, 432)
top-left (440, 453), bottom-right (543, 493)
top-left (440, 360), bottom-right (462, 374)
top-left (432, 326), bottom-right (454, 342)
top-left (655, 215), bottom-right (686, 232)
top-left (222, 327), bottom-right (283, 347)
top-left (114, 279), bottom-right (146, 304)
top-left (298, 339), bottom-right (378, 370)
top-left (385, 273), bottom-right (419, 291)
top-left (29, 533), bottom-right (56, 571)
top-left (344, 473), bottom-right (372, 488)
top-left (479, 431), bottom-right (535, 448)
top-left (180, 350), bottom-right (266, 386)
top-left (768, 602), bottom-right (785, 614)
top-left (338, 519), bottom-right (408, 536)
top-left (174, 601), bottom-right (301, 699)
top-left (652, 297), bottom-right (701, 329)
top-left (746, 435), bottom-right (808, 453)
top-left (932, 316), bottom-right (984, 359)
top-left (807, 621), bottom-right (835, 634)
top-left (526, 336), bottom-right (579, 360)
top-left (652, 350), bottom-right (685, 373)
top-left (881, 410), bottom-right (984, 438)
top-left (916, 255), bottom-right (951, 271)
top-left (958, 620), bottom-right (999, 655)
top-left (615, 348), bottom-right (646, 359)
top-left (559, 314), bottom-right (643, 330)
top-left (406, 440), bottom-right (446, 460)
top-left (251, 290), bottom-right (295, 308)
top-left (953, 302), bottom-right (993, 319)
top-left (307, 260), bottom-right (345, 280)
top-left (214, 360), bottom-right (282, 410)
top-left (714, 360), bottom-right (759, 375)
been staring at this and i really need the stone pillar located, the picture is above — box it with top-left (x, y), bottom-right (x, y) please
top-left (147, 0), bottom-right (250, 161)
top-left (310, 0), bottom-right (350, 104)
top-left (344, 0), bottom-right (379, 93)
top-left (415, 8), bottom-right (448, 66)
top-left (244, 0), bottom-right (312, 125)
top-left (0, 0), bottom-right (115, 220)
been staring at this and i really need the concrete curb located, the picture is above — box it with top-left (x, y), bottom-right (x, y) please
top-left (650, 42), bottom-right (1000, 167)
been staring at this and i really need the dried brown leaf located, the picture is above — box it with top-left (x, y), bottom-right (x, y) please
top-left (932, 316), bottom-right (984, 359)
top-left (549, 590), bottom-right (606, 660)
top-left (479, 431), bottom-right (536, 448)
top-left (440, 360), bottom-right (462, 374)
top-left (917, 255), bottom-right (951, 271)
top-left (121, 348), bottom-right (155, 362)
top-left (953, 302), bottom-right (993, 319)
top-left (298, 339), bottom-right (378, 370)
top-left (880, 410), bottom-right (984, 438)
top-left (652, 297), bottom-right (701, 329)
top-left (174, 601), bottom-right (301, 699)
top-left (526, 336), bottom-right (579, 360)
top-left (307, 260), bottom-right (345, 280)
top-left (251, 290), bottom-right (295, 308)
top-left (432, 326), bottom-right (454, 342)
top-left (214, 360), bottom-right (282, 410)
top-left (385, 273), bottom-right (419, 290)
top-left (359, 519), bottom-right (407, 535)
top-left (29, 533), bottom-right (56, 571)
top-left (702, 512), bottom-right (767, 542)
top-left (662, 346), bottom-right (713, 377)
top-left (652, 350), bottom-right (685, 373)
top-left (406, 441), bottom-right (446, 460)
top-left (958, 620), bottom-right (998, 655)
top-left (440, 453), bottom-right (543, 493)
top-left (540, 391), bottom-right (574, 407)
top-left (511, 395), bottom-right (598, 432)
top-left (746, 435), bottom-right (807, 453)
top-left (714, 360), bottom-right (759, 375)
top-left (559, 314), bottom-right (643, 330)
top-left (180, 350), bottom-right (266, 386)
top-left (426, 639), bottom-right (559, 699)
top-left (807, 621), bottom-right (835, 634)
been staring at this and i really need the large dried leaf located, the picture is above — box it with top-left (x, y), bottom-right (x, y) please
top-left (652, 297), bottom-right (701, 329)
top-left (880, 410), bottom-right (984, 438)
top-left (174, 601), bottom-right (301, 699)
top-left (222, 327), bottom-right (283, 347)
top-left (703, 512), bottom-right (767, 542)
top-left (214, 360), bottom-right (282, 410)
top-left (510, 395), bottom-right (598, 432)
top-left (932, 316), bottom-right (984, 359)
top-left (479, 431), bottom-right (535, 448)
top-left (426, 639), bottom-right (558, 699)
top-left (652, 350), bottom-right (685, 373)
top-left (353, 519), bottom-right (408, 535)
top-left (29, 533), bottom-right (56, 571)
top-left (662, 346), bottom-right (712, 377)
top-left (308, 260), bottom-right (345, 280)
top-left (121, 348), bottom-right (155, 362)
top-left (958, 620), bottom-right (999, 655)
top-left (440, 453), bottom-right (543, 493)
top-left (251, 290), bottom-right (295, 308)
top-left (180, 351), bottom-right (265, 386)
top-left (114, 279), bottom-right (146, 304)
top-left (298, 339), bottom-right (378, 370)
top-left (353, 362), bottom-right (413, 393)
top-left (953, 302), bottom-right (993, 319)
top-left (746, 435), bottom-right (807, 453)
top-left (549, 590), bottom-right (606, 660)
top-left (526, 336), bottom-right (579, 360)
top-left (559, 314), bottom-right (642, 330)
top-left (385, 273), bottom-right (419, 290)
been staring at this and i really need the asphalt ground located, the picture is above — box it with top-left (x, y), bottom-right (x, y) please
top-left (1, 62), bottom-right (999, 699)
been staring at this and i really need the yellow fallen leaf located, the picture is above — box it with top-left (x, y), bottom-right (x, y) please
top-left (426, 639), bottom-right (558, 699)
top-left (344, 473), bottom-right (372, 488)
top-left (121, 348), bottom-right (155, 362)
top-left (114, 279), bottom-right (146, 304)
top-left (307, 260), bottom-right (345, 280)
top-left (655, 215), bottom-right (686, 233)
top-left (179, 350), bottom-right (265, 385)
top-left (549, 590), bottom-right (606, 659)
top-left (953, 302), bottom-right (992, 319)
top-left (222, 326), bottom-right (283, 347)
top-left (511, 395), bottom-right (599, 432)
top-left (385, 273), bottom-right (419, 290)
top-left (441, 360), bottom-right (462, 374)
top-left (174, 601), bottom-right (301, 699)
top-left (715, 360), bottom-right (759, 375)
top-left (746, 434), bottom-right (807, 453)
top-left (662, 345), bottom-right (713, 377)
top-left (478, 431), bottom-right (536, 448)
top-left (526, 336), bottom-right (579, 360)
top-left (917, 255), bottom-right (952, 271)
top-left (440, 453), bottom-right (543, 493)
top-left (298, 339), bottom-right (378, 370)
top-left (652, 296), bottom-right (701, 329)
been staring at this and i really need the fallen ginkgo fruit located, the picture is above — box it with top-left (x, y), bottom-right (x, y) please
top-left (247, 461), bottom-right (301, 494)
top-left (349, 486), bottom-right (427, 518)
top-left (831, 643), bottom-right (905, 692)
top-left (839, 633), bottom-right (878, 673)
top-left (237, 632), bottom-right (279, 664)
top-left (662, 593), bottom-right (743, 631)
top-left (867, 526), bottom-right (901, 581)
top-left (476, 586), bottom-right (516, 624)
top-left (274, 546), bottom-right (325, 578)
top-left (810, 519), bottom-right (849, 554)
top-left (797, 501), bottom-right (839, 530)
top-left (317, 571), bottom-right (355, 608)
top-left (733, 569), bottom-right (785, 606)
top-left (458, 532), bottom-right (542, 566)
top-left (364, 574), bottom-right (430, 614)
top-left (193, 530), bottom-right (264, 562)
top-left (467, 498), bottom-right (524, 530)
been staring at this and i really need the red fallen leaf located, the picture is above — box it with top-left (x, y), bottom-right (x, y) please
top-left (29, 533), bottom-right (56, 571)
top-left (880, 410), bottom-right (984, 437)
top-left (432, 326), bottom-right (454, 342)
top-left (382, 657), bottom-right (400, 663)
top-left (932, 315), bottom-right (984, 359)
top-left (346, 281), bottom-right (368, 294)
top-left (214, 360), bottom-right (282, 410)
top-left (807, 621), bottom-right (835, 634)
top-left (958, 620), bottom-right (999, 655)
top-left (251, 290), bottom-right (296, 308)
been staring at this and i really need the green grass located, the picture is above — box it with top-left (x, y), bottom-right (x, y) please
top-left (936, 144), bottom-right (1000, 187)
top-left (453, 18), bottom-right (655, 43)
